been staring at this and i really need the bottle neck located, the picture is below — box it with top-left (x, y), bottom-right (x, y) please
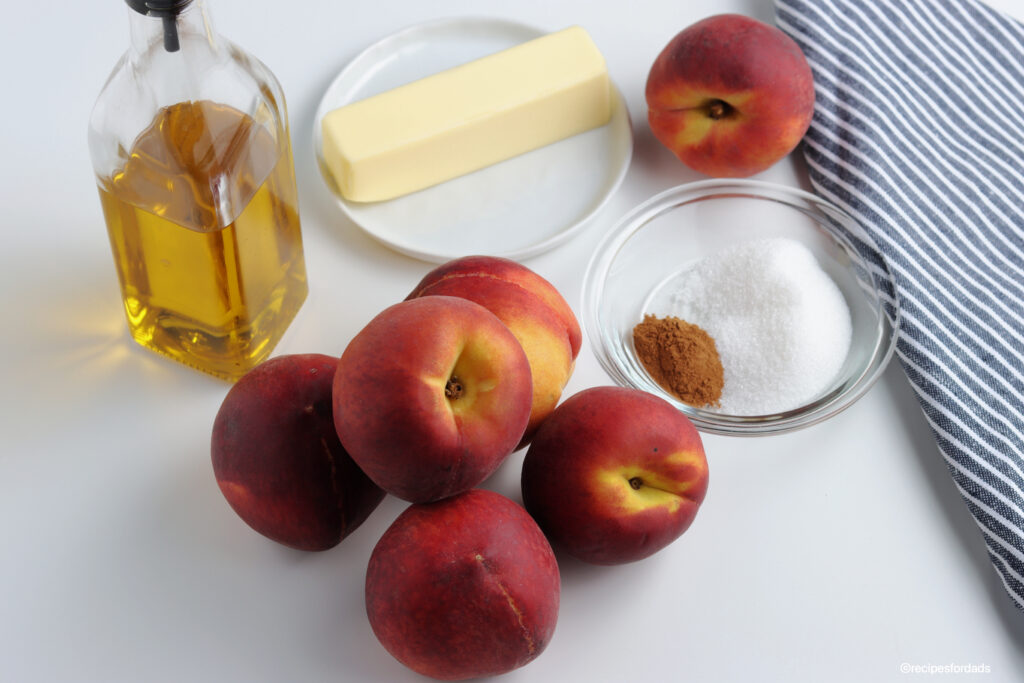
top-left (127, 0), bottom-right (219, 59)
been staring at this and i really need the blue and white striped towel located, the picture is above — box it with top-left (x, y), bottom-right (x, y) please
top-left (775, 0), bottom-right (1024, 609)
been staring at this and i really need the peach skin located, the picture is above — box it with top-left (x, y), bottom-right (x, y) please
top-left (408, 256), bottom-right (581, 445)
top-left (211, 354), bottom-right (384, 551)
top-left (333, 296), bottom-right (532, 503)
top-left (366, 489), bottom-right (559, 680)
top-left (646, 13), bottom-right (815, 177)
top-left (521, 386), bottom-right (709, 565)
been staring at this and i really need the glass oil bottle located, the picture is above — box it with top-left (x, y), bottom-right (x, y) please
top-left (88, 0), bottom-right (308, 381)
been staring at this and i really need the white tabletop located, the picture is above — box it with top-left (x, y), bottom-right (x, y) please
top-left (3, 0), bottom-right (1023, 681)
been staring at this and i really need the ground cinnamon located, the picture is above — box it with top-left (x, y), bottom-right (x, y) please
top-left (632, 314), bottom-right (724, 407)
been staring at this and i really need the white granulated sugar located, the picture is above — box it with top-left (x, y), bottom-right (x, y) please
top-left (666, 237), bottom-right (852, 415)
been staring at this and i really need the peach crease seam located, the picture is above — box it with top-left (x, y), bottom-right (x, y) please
top-left (474, 553), bottom-right (535, 654)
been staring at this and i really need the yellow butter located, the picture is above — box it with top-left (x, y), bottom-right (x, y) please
top-left (321, 26), bottom-right (612, 203)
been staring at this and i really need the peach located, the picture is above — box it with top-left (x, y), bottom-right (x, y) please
top-left (366, 489), bottom-right (559, 680)
top-left (521, 386), bottom-right (709, 565)
top-left (333, 296), bottom-right (532, 503)
top-left (645, 13), bottom-right (815, 177)
top-left (210, 354), bottom-right (385, 551)
top-left (407, 255), bottom-right (581, 445)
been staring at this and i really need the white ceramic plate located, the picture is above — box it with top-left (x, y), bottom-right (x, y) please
top-left (313, 17), bottom-right (634, 263)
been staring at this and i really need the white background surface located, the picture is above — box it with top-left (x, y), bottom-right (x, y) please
top-left (3, 0), bottom-right (1024, 681)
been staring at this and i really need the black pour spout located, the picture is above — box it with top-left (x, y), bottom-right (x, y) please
top-left (125, 0), bottom-right (194, 52)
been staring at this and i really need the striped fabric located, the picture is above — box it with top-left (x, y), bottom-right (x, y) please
top-left (774, 0), bottom-right (1024, 608)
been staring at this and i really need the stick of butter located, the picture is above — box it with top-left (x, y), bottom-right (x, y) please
top-left (321, 26), bottom-right (612, 203)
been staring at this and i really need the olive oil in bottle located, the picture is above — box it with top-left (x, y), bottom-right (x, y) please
top-left (89, 0), bottom-right (308, 380)
top-left (98, 101), bottom-right (307, 380)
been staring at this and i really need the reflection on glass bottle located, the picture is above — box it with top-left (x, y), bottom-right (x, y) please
top-left (90, 1), bottom-right (307, 380)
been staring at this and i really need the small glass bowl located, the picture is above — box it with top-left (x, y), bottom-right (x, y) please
top-left (582, 179), bottom-right (900, 436)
